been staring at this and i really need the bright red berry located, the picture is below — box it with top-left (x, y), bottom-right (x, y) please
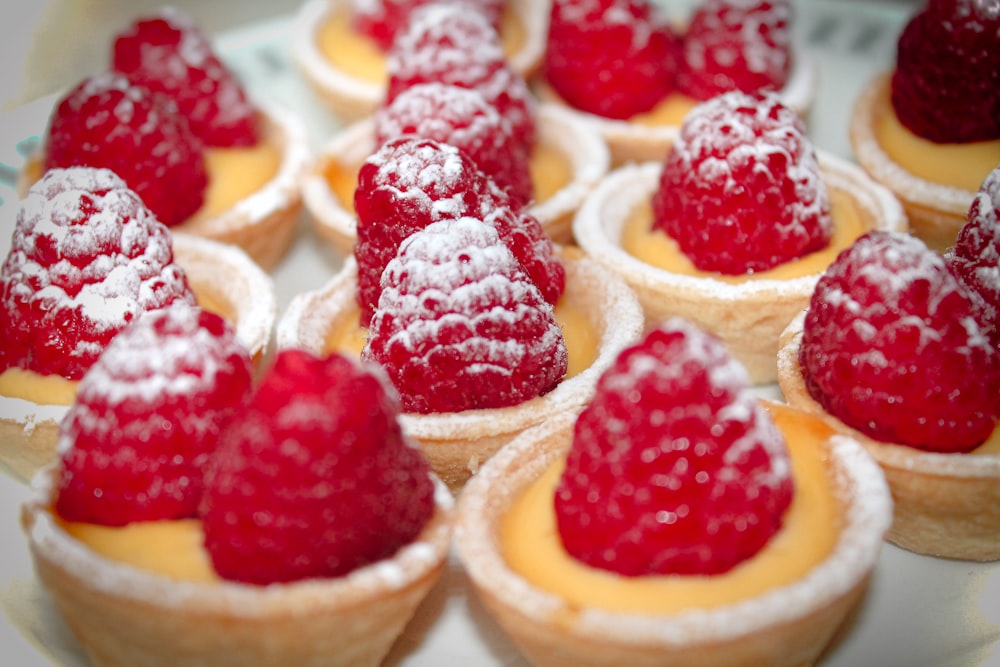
top-left (555, 318), bottom-right (793, 576)
top-left (0, 167), bottom-right (195, 380)
top-left (801, 230), bottom-right (1000, 453)
top-left (55, 304), bottom-right (254, 526)
top-left (201, 348), bottom-right (436, 585)
top-left (678, 0), bottom-right (793, 101)
top-left (352, 0), bottom-right (503, 51)
top-left (361, 217), bottom-right (568, 414)
top-left (43, 71), bottom-right (208, 226)
top-left (544, 0), bottom-right (681, 119)
top-left (891, 0), bottom-right (1000, 143)
top-left (112, 7), bottom-right (259, 147)
top-left (651, 90), bottom-right (832, 274)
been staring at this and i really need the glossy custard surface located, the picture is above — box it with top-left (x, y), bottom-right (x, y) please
top-left (186, 141), bottom-right (282, 223)
top-left (0, 369), bottom-right (77, 406)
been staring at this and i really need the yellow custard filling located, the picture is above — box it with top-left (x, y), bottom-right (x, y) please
top-left (0, 368), bottom-right (78, 406)
top-left (317, 4), bottom-right (527, 85)
top-left (629, 92), bottom-right (700, 128)
top-left (185, 140), bottom-right (282, 224)
top-left (622, 188), bottom-right (866, 282)
top-left (502, 402), bottom-right (839, 614)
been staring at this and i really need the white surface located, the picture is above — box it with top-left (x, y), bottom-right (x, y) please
top-left (2, 2), bottom-right (1000, 666)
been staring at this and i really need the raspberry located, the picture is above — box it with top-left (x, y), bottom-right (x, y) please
top-left (54, 304), bottom-right (254, 526)
top-left (800, 230), bottom-right (1000, 453)
top-left (353, 137), bottom-right (563, 325)
top-left (947, 166), bottom-right (1000, 347)
top-left (201, 348), bottom-right (435, 584)
top-left (112, 7), bottom-right (259, 147)
top-left (375, 82), bottom-right (533, 205)
top-left (43, 71), bottom-right (208, 226)
top-left (543, 0), bottom-right (681, 119)
top-left (555, 318), bottom-right (793, 577)
top-left (361, 217), bottom-right (568, 414)
top-left (0, 167), bottom-right (195, 381)
top-left (651, 90), bottom-right (832, 274)
top-left (890, 0), bottom-right (1000, 143)
top-left (352, 0), bottom-right (503, 51)
top-left (386, 4), bottom-right (536, 149)
top-left (678, 0), bottom-right (793, 101)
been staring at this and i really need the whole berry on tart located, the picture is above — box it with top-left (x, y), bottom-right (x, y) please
top-left (651, 90), bottom-right (832, 275)
top-left (351, 0), bottom-right (504, 52)
top-left (799, 230), bottom-right (1000, 453)
top-left (0, 167), bottom-right (194, 381)
top-left (361, 217), bottom-right (568, 414)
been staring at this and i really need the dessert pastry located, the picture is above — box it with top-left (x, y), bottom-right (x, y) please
top-left (455, 319), bottom-right (892, 667)
top-left (536, 0), bottom-right (818, 164)
top-left (0, 167), bottom-right (276, 482)
top-left (290, 0), bottom-right (549, 120)
top-left (778, 226), bottom-right (1000, 561)
top-left (848, 0), bottom-right (1000, 252)
top-left (574, 91), bottom-right (906, 384)
top-left (19, 8), bottom-right (309, 269)
top-left (21, 316), bottom-right (454, 667)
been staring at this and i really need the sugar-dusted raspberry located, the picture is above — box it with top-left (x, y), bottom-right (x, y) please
top-left (112, 7), bottom-right (259, 147)
top-left (544, 0), bottom-right (681, 120)
top-left (891, 0), bottom-right (1000, 143)
top-left (678, 0), bottom-right (793, 101)
top-left (375, 82), bottom-right (533, 205)
top-left (352, 0), bottom-right (503, 51)
top-left (555, 318), bottom-right (793, 576)
top-left (0, 167), bottom-right (195, 381)
top-left (651, 90), bottom-right (832, 274)
top-left (354, 137), bottom-right (563, 325)
top-left (201, 348), bottom-right (435, 584)
top-left (43, 71), bottom-right (208, 226)
top-left (801, 230), bottom-right (1000, 453)
top-left (947, 166), bottom-right (1000, 347)
top-left (386, 3), bottom-right (536, 149)
top-left (361, 217), bottom-right (568, 414)
top-left (54, 304), bottom-right (254, 526)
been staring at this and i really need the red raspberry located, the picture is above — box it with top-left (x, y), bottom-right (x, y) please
top-left (353, 137), bottom-right (563, 325)
top-left (375, 82), bottom-right (533, 205)
top-left (352, 0), bottom-right (504, 51)
top-left (555, 318), bottom-right (793, 577)
top-left (678, 0), bottom-right (793, 101)
top-left (0, 167), bottom-right (195, 381)
top-left (543, 0), bottom-right (681, 119)
top-left (361, 217), bottom-right (568, 414)
top-left (43, 71), bottom-right (208, 226)
top-left (54, 304), bottom-right (254, 526)
top-left (947, 166), bottom-right (1000, 347)
top-left (112, 7), bottom-right (259, 147)
top-left (800, 230), bottom-right (1000, 453)
top-left (201, 348), bottom-right (435, 584)
top-left (651, 90), bottom-right (832, 274)
top-left (891, 0), bottom-right (1000, 143)
top-left (386, 4), bottom-right (536, 149)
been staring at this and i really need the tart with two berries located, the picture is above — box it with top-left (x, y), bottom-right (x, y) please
top-left (574, 90), bottom-right (906, 384)
top-left (455, 319), bottom-right (892, 667)
top-left (22, 308), bottom-right (453, 667)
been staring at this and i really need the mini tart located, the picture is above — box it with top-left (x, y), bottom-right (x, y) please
top-left (849, 72), bottom-right (1000, 254)
top-left (0, 233), bottom-right (276, 483)
top-left (20, 464), bottom-right (454, 667)
top-left (19, 99), bottom-right (310, 271)
top-left (454, 403), bottom-right (891, 667)
top-left (276, 247), bottom-right (644, 491)
top-left (778, 311), bottom-right (1000, 562)
top-left (303, 103), bottom-right (609, 251)
top-left (290, 0), bottom-right (549, 121)
top-left (533, 50), bottom-right (817, 166)
top-left (572, 152), bottom-right (907, 385)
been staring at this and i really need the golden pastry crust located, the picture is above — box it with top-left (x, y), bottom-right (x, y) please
top-left (0, 233), bottom-right (276, 483)
top-left (454, 407), bottom-right (891, 667)
top-left (849, 72), bottom-right (978, 254)
top-left (20, 465), bottom-right (454, 667)
top-left (275, 247), bottom-right (644, 491)
top-left (778, 312), bottom-right (1000, 562)
top-left (572, 152), bottom-right (907, 385)
top-left (290, 0), bottom-right (550, 121)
